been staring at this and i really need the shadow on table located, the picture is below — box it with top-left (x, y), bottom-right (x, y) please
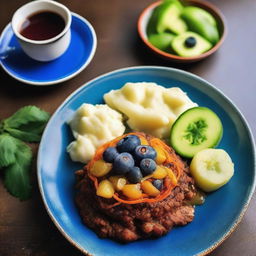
top-left (0, 67), bottom-right (65, 97)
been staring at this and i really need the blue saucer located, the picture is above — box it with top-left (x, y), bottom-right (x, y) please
top-left (0, 13), bottom-right (97, 85)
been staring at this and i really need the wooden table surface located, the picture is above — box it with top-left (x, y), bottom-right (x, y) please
top-left (0, 0), bottom-right (255, 255)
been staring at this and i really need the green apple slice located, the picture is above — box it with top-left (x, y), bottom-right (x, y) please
top-left (190, 148), bottom-right (234, 192)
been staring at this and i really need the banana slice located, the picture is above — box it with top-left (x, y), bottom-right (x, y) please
top-left (190, 149), bottom-right (234, 192)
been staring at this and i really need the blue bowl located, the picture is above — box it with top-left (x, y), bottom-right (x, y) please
top-left (38, 66), bottom-right (255, 256)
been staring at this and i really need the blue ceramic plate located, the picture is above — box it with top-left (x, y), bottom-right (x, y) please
top-left (38, 66), bottom-right (255, 256)
top-left (0, 13), bottom-right (96, 86)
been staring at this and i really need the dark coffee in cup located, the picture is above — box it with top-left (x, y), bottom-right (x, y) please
top-left (12, 0), bottom-right (72, 61)
top-left (20, 11), bottom-right (66, 41)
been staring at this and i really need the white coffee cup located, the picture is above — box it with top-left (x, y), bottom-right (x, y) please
top-left (11, 0), bottom-right (71, 62)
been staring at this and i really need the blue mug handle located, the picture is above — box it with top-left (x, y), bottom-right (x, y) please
top-left (0, 25), bottom-right (15, 60)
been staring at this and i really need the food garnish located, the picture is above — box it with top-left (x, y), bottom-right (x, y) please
top-left (113, 152), bottom-right (135, 175)
top-left (109, 176), bottom-right (127, 191)
top-left (96, 179), bottom-right (115, 198)
top-left (170, 107), bottom-right (223, 158)
top-left (0, 106), bottom-right (50, 200)
top-left (190, 148), bottom-right (234, 192)
top-left (127, 166), bottom-right (143, 183)
top-left (117, 134), bottom-right (141, 153)
top-left (86, 132), bottom-right (180, 204)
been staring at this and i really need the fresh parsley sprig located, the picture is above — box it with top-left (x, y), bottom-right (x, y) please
top-left (0, 106), bottom-right (50, 200)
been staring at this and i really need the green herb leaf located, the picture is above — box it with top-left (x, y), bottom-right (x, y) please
top-left (4, 138), bottom-right (32, 200)
top-left (2, 106), bottom-right (50, 142)
top-left (0, 134), bottom-right (18, 168)
top-left (4, 127), bottom-right (43, 142)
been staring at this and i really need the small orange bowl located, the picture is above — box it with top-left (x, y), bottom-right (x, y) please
top-left (137, 0), bottom-right (227, 63)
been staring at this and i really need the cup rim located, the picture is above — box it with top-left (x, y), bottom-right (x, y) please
top-left (11, 0), bottom-right (71, 45)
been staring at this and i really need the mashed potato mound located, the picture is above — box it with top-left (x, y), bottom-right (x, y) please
top-left (104, 82), bottom-right (197, 139)
top-left (67, 104), bottom-right (125, 163)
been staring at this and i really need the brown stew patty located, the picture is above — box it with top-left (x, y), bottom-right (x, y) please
top-left (75, 134), bottom-right (197, 243)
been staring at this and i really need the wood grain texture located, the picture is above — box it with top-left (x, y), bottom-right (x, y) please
top-left (0, 0), bottom-right (255, 255)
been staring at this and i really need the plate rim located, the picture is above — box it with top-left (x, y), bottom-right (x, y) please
top-left (0, 12), bottom-right (97, 86)
top-left (37, 66), bottom-right (256, 256)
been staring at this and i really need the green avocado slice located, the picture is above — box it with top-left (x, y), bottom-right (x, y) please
top-left (147, 0), bottom-right (187, 35)
top-left (181, 6), bottom-right (219, 44)
top-left (171, 31), bottom-right (212, 57)
top-left (148, 32), bottom-right (175, 52)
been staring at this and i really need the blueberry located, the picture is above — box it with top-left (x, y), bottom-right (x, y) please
top-left (127, 166), bottom-right (143, 183)
top-left (113, 152), bottom-right (134, 174)
top-left (140, 158), bottom-right (156, 176)
top-left (103, 147), bottom-right (119, 163)
top-left (116, 135), bottom-right (141, 153)
top-left (153, 179), bottom-right (163, 191)
top-left (185, 36), bottom-right (196, 48)
top-left (134, 145), bottom-right (156, 161)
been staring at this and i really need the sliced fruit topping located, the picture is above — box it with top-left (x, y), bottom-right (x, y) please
top-left (140, 158), bottom-right (157, 176)
top-left (165, 168), bottom-right (177, 184)
top-left (103, 147), bottom-right (119, 163)
top-left (141, 180), bottom-right (160, 197)
top-left (113, 152), bottom-right (134, 174)
top-left (127, 166), bottom-right (143, 183)
top-left (109, 176), bottom-right (127, 191)
top-left (155, 146), bottom-right (167, 164)
top-left (86, 132), bottom-right (180, 204)
top-left (96, 180), bottom-right (115, 198)
top-left (170, 107), bottom-right (223, 158)
top-left (134, 145), bottom-right (157, 161)
top-left (122, 184), bottom-right (143, 199)
top-left (117, 135), bottom-right (141, 153)
top-left (152, 166), bottom-right (168, 179)
top-left (190, 148), bottom-right (234, 192)
top-left (140, 137), bottom-right (149, 145)
top-left (89, 159), bottom-right (112, 177)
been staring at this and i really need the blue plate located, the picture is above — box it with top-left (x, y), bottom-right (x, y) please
top-left (0, 13), bottom-right (96, 86)
top-left (38, 66), bottom-right (255, 256)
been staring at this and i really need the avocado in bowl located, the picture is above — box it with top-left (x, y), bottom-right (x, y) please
top-left (138, 0), bottom-right (226, 62)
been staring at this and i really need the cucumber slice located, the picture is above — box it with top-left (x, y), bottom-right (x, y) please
top-left (170, 107), bottom-right (223, 158)
top-left (190, 148), bottom-right (234, 192)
